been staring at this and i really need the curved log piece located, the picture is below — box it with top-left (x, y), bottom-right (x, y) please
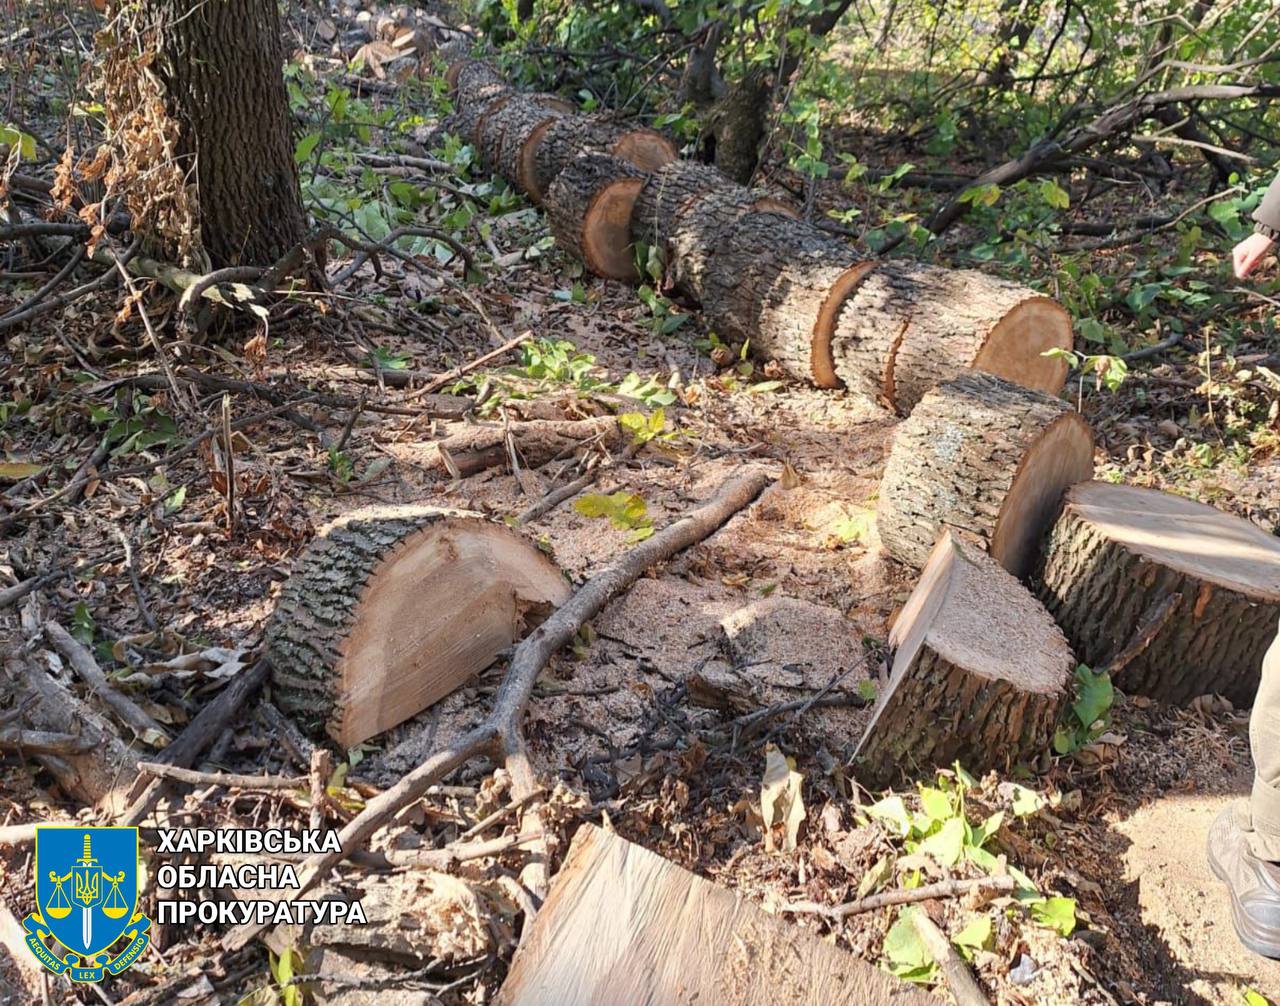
top-left (530, 115), bottom-right (677, 204)
top-left (701, 211), bottom-right (874, 387)
top-left (545, 153), bottom-right (647, 280)
top-left (631, 164), bottom-right (797, 301)
top-left (831, 264), bottom-right (1072, 414)
top-left (267, 507), bottom-right (570, 747)
top-left (876, 371), bottom-right (1094, 578)
top-left (854, 530), bottom-right (1072, 787)
top-left (477, 94), bottom-right (574, 184)
top-left (1036, 482), bottom-right (1280, 707)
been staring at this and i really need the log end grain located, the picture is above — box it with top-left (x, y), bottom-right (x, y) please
top-left (972, 295), bottom-right (1073, 397)
top-left (609, 129), bottom-right (678, 171)
top-left (545, 153), bottom-right (646, 281)
top-left (266, 507), bottom-right (570, 747)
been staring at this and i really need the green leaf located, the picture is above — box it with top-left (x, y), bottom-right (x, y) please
top-left (883, 908), bottom-right (937, 982)
top-left (968, 810), bottom-right (1005, 848)
top-left (1010, 784), bottom-right (1044, 818)
top-left (958, 183), bottom-right (1001, 207)
top-left (294, 132), bottom-right (321, 162)
top-left (866, 795), bottom-right (914, 838)
top-left (575, 492), bottom-right (654, 537)
top-left (1071, 664), bottom-right (1113, 730)
top-left (1039, 178), bottom-right (1070, 210)
top-left (1243, 987), bottom-right (1273, 1006)
top-left (857, 679), bottom-right (878, 702)
top-left (918, 787), bottom-right (953, 824)
top-left (0, 462), bottom-right (44, 480)
top-left (952, 915), bottom-right (993, 951)
top-left (919, 816), bottom-right (966, 867)
top-left (71, 602), bottom-right (95, 646)
top-left (1030, 896), bottom-right (1077, 936)
top-left (0, 125), bottom-right (36, 160)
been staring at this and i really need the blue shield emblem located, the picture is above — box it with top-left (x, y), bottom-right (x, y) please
top-left (26, 827), bottom-right (151, 982)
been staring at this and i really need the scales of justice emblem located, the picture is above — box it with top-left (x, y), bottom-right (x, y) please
top-left (23, 827), bottom-right (152, 983)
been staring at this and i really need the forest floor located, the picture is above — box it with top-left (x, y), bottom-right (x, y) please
top-left (2, 2), bottom-right (1279, 1004)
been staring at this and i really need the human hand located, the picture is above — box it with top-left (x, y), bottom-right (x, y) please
top-left (1233, 232), bottom-right (1277, 279)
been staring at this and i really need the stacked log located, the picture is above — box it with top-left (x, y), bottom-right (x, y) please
top-left (267, 506), bottom-right (570, 747)
top-left (854, 530), bottom-right (1073, 786)
top-left (530, 115), bottom-right (677, 204)
top-left (876, 371), bottom-right (1095, 578)
top-left (1037, 481), bottom-right (1280, 707)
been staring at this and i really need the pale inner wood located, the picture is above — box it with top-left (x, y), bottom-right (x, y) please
top-left (811, 260), bottom-right (878, 388)
top-left (973, 296), bottom-right (1072, 395)
top-left (336, 520), bottom-right (569, 747)
top-left (990, 411), bottom-right (1093, 579)
top-left (583, 177), bottom-right (644, 280)
top-left (609, 132), bottom-right (678, 172)
top-left (1067, 481), bottom-right (1280, 601)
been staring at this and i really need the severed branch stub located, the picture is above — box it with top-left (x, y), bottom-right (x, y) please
top-left (223, 467), bottom-right (772, 953)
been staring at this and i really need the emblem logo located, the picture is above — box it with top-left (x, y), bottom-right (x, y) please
top-left (23, 827), bottom-right (152, 982)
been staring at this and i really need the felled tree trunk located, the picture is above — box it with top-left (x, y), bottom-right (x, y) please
top-left (104, 0), bottom-right (307, 267)
top-left (1037, 482), bottom-right (1280, 707)
top-left (833, 263), bottom-right (1072, 414)
top-left (876, 371), bottom-right (1094, 578)
top-left (476, 94), bottom-right (574, 182)
top-left (703, 69), bottom-right (771, 184)
top-left (426, 416), bottom-right (622, 477)
top-left (545, 153), bottom-right (647, 280)
top-left (701, 211), bottom-right (874, 387)
top-left (854, 531), bottom-right (1072, 786)
top-left (530, 115), bottom-right (677, 204)
top-left (631, 162), bottom-right (796, 301)
top-left (267, 508), bottom-right (570, 747)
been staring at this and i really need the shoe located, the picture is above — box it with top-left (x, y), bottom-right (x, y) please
top-left (1207, 806), bottom-right (1280, 959)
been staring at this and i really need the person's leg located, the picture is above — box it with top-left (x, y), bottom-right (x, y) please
top-left (1209, 619), bottom-right (1280, 959)
top-left (1244, 623), bottom-right (1280, 860)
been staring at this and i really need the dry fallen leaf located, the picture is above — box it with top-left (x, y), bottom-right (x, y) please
top-left (760, 744), bottom-right (805, 853)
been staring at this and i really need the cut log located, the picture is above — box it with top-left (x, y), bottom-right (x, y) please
top-left (476, 93), bottom-right (577, 180)
top-left (854, 531), bottom-right (1072, 787)
top-left (530, 115), bottom-right (677, 204)
top-left (267, 507), bottom-right (570, 747)
top-left (452, 59), bottom-right (507, 104)
top-left (451, 88), bottom-right (514, 147)
top-left (701, 211), bottom-right (875, 387)
top-left (545, 153), bottom-right (647, 281)
top-left (832, 264), bottom-right (1071, 413)
top-left (876, 371), bottom-right (1094, 578)
top-left (631, 163), bottom-right (797, 301)
top-left (1036, 481), bottom-right (1280, 707)
top-left (495, 823), bottom-right (938, 1005)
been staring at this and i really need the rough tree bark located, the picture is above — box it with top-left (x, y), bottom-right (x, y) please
top-left (104, 0), bottom-right (308, 268)
top-left (876, 372), bottom-right (1094, 578)
top-left (1036, 482), bottom-right (1280, 707)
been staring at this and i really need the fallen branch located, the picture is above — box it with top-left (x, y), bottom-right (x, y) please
top-left (783, 874), bottom-right (1016, 920)
top-left (137, 762), bottom-right (309, 791)
top-left (910, 908), bottom-right (992, 1006)
top-left (44, 620), bottom-right (169, 746)
top-left (223, 467), bottom-right (772, 951)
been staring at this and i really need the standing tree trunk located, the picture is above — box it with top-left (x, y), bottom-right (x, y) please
top-left (103, 0), bottom-right (307, 268)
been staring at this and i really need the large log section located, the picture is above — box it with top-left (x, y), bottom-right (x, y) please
top-left (267, 507), bottom-right (570, 747)
top-left (631, 162), bottom-right (798, 302)
top-left (545, 153), bottom-right (648, 281)
top-left (854, 531), bottom-right (1072, 786)
top-left (495, 823), bottom-right (938, 1005)
top-left (1037, 482), bottom-right (1280, 707)
top-left (876, 371), bottom-right (1094, 578)
top-left (702, 211), bottom-right (876, 388)
top-left (834, 264), bottom-right (1072, 414)
top-left (530, 115), bottom-right (677, 204)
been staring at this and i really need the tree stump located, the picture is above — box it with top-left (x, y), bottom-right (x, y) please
top-left (267, 507), bottom-right (570, 747)
top-left (545, 152), bottom-right (648, 280)
top-left (1037, 481), bottom-right (1280, 707)
top-left (701, 212), bottom-right (875, 387)
top-left (530, 115), bottom-right (677, 204)
top-left (832, 263), bottom-right (1072, 413)
top-left (631, 164), bottom-right (797, 301)
top-left (876, 371), bottom-right (1094, 577)
top-left (854, 531), bottom-right (1073, 786)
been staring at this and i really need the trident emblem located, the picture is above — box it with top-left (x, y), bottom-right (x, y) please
top-left (47, 834), bottom-right (127, 951)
